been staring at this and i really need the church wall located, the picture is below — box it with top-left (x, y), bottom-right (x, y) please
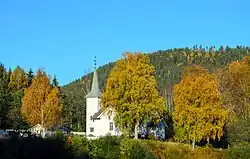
top-left (94, 112), bottom-right (117, 137)
top-left (86, 97), bottom-right (100, 136)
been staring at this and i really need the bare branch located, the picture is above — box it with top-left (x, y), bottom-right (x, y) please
top-left (81, 68), bottom-right (92, 95)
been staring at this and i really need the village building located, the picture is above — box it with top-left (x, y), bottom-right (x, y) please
top-left (85, 69), bottom-right (119, 138)
top-left (85, 62), bottom-right (167, 139)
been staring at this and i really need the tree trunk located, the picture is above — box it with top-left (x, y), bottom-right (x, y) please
top-left (41, 109), bottom-right (45, 138)
top-left (134, 122), bottom-right (139, 139)
top-left (192, 140), bottom-right (195, 150)
top-left (77, 121), bottom-right (80, 131)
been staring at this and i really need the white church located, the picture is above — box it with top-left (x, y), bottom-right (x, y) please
top-left (85, 69), bottom-right (119, 138)
top-left (84, 67), bottom-right (167, 139)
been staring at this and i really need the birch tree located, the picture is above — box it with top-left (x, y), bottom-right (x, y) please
top-left (218, 56), bottom-right (250, 120)
top-left (21, 69), bottom-right (62, 134)
top-left (173, 65), bottom-right (228, 150)
top-left (101, 52), bottom-right (165, 139)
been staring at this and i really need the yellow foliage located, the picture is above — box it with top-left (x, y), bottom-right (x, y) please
top-left (8, 66), bottom-right (28, 91)
top-left (101, 52), bottom-right (165, 134)
top-left (173, 65), bottom-right (228, 143)
top-left (218, 56), bottom-right (250, 120)
top-left (21, 69), bottom-right (62, 128)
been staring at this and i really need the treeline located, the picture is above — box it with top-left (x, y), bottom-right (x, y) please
top-left (0, 65), bottom-right (62, 130)
top-left (63, 45), bottom-right (250, 131)
top-left (1, 46), bottom-right (249, 131)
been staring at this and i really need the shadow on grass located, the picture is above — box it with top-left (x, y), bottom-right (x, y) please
top-left (0, 137), bottom-right (90, 159)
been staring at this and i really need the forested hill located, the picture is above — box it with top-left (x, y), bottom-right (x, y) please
top-left (62, 46), bottom-right (250, 131)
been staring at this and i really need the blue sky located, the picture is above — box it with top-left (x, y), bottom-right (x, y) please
top-left (0, 0), bottom-right (249, 85)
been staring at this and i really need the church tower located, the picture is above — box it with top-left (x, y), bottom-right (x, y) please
top-left (85, 57), bottom-right (101, 136)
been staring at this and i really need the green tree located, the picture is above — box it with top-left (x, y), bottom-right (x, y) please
top-left (0, 64), bottom-right (11, 128)
top-left (8, 66), bottom-right (29, 129)
top-left (52, 75), bottom-right (59, 87)
top-left (9, 90), bottom-right (29, 129)
top-left (173, 65), bottom-right (228, 150)
top-left (26, 68), bottom-right (34, 87)
top-left (101, 53), bottom-right (165, 138)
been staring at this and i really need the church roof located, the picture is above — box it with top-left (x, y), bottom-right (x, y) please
top-left (92, 109), bottom-right (104, 119)
top-left (85, 70), bottom-right (101, 98)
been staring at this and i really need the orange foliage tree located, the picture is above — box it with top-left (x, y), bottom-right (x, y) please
top-left (21, 69), bottom-right (62, 129)
top-left (218, 56), bottom-right (250, 120)
top-left (173, 65), bottom-right (228, 149)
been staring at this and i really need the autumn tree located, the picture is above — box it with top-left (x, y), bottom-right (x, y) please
top-left (8, 66), bottom-right (29, 129)
top-left (101, 53), bottom-right (165, 139)
top-left (8, 66), bottom-right (28, 91)
top-left (21, 69), bottom-right (62, 133)
top-left (218, 56), bottom-right (250, 120)
top-left (173, 65), bottom-right (228, 150)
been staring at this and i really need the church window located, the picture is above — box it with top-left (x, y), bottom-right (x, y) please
top-left (109, 122), bottom-right (113, 131)
top-left (90, 127), bottom-right (94, 132)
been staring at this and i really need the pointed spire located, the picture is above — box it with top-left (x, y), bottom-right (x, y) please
top-left (85, 56), bottom-right (101, 98)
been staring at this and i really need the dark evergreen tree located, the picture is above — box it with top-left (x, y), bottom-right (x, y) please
top-left (52, 75), bottom-right (59, 87)
top-left (7, 67), bottom-right (12, 84)
top-left (26, 68), bottom-right (34, 87)
top-left (0, 64), bottom-right (12, 128)
top-left (8, 66), bottom-right (29, 129)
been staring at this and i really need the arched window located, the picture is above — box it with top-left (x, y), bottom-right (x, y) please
top-left (109, 122), bottom-right (113, 131)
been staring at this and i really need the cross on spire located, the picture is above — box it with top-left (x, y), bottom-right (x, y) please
top-left (94, 56), bottom-right (97, 70)
top-left (85, 56), bottom-right (101, 98)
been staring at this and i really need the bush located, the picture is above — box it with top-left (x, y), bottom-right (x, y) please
top-left (228, 118), bottom-right (250, 145)
top-left (89, 135), bottom-right (122, 159)
top-left (55, 130), bottom-right (67, 140)
top-left (146, 140), bottom-right (191, 159)
top-left (68, 135), bottom-right (227, 159)
top-left (69, 135), bottom-right (123, 159)
top-left (67, 135), bottom-right (90, 157)
top-left (189, 147), bottom-right (227, 159)
top-left (120, 139), bottom-right (155, 159)
top-left (228, 142), bottom-right (250, 159)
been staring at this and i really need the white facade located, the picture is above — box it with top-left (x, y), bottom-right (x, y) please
top-left (86, 97), bottom-right (99, 136)
top-left (86, 107), bottom-right (117, 137)
top-left (85, 70), bottom-right (118, 138)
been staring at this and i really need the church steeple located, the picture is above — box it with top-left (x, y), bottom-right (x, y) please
top-left (85, 56), bottom-right (101, 98)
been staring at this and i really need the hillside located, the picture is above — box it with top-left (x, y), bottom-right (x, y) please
top-left (62, 45), bottom-right (250, 131)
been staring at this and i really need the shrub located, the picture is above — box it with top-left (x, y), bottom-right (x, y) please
top-left (55, 130), bottom-right (66, 140)
top-left (68, 135), bottom-right (228, 159)
top-left (146, 140), bottom-right (191, 159)
top-left (228, 118), bottom-right (250, 146)
top-left (188, 147), bottom-right (227, 159)
top-left (120, 139), bottom-right (155, 159)
top-left (89, 135), bottom-right (123, 159)
top-left (228, 142), bottom-right (250, 159)
top-left (68, 135), bottom-right (90, 158)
